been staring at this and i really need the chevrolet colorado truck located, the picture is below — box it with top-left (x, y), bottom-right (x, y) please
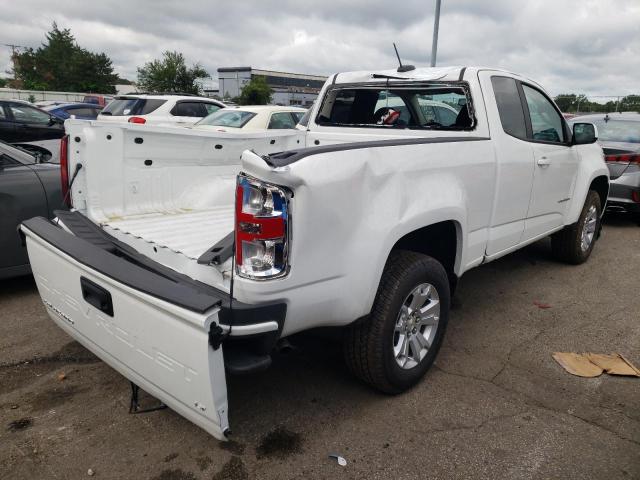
top-left (20, 66), bottom-right (609, 440)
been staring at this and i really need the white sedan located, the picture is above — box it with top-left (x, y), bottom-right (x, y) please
top-left (193, 105), bottom-right (307, 132)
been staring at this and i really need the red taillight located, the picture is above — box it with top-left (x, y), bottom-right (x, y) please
top-left (234, 175), bottom-right (289, 279)
top-left (128, 116), bottom-right (146, 124)
top-left (60, 135), bottom-right (70, 207)
top-left (605, 153), bottom-right (640, 164)
top-left (632, 191), bottom-right (640, 203)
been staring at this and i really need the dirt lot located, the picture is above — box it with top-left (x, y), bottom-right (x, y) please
top-left (1, 215), bottom-right (639, 480)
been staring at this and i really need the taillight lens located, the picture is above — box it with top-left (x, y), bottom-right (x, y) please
top-left (605, 153), bottom-right (640, 164)
top-left (235, 174), bottom-right (289, 279)
top-left (128, 116), bottom-right (146, 124)
top-left (60, 135), bottom-right (70, 206)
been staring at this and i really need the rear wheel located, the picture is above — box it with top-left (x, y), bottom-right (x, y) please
top-left (344, 251), bottom-right (449, 394)
top-left (551, 190), bottom-right (601, 264)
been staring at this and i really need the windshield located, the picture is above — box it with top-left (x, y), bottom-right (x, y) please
top-left (101, 98), bottom-right (166, 116)
top-left (589, 119), bottom-right (640, 143)
top-left (316, 84), bottom-right (472, 130)
top-left (196, 110), bottom-right (256, 128)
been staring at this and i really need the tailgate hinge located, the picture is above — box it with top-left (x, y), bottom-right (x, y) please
top-left (208, 324), bottom-right (226, 350)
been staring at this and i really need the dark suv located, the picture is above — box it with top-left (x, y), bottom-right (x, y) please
top-left (0, 100), bottom-right (65, 142)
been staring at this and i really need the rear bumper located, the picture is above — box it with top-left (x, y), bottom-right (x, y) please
top-left (608, 171), bottom-right (640, 213)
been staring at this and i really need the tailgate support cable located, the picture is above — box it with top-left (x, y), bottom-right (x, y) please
top-left (62, 163), bottom-right (83, 207)
top-left (128, 382), bottom-right (167, 414)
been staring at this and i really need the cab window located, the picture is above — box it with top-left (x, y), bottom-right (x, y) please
top-left (522, 85), bottom-right (565, 143)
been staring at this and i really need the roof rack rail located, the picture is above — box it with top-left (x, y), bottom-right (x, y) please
top-left (119, 92), bottom-right (201, 97)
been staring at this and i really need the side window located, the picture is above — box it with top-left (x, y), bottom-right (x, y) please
top-left (69, 107), bottom-right (93, 116)
top-left (268, 112), bottom-right (297, 129)
top-left (0, 106), bottom-right (7, 120)
top-left (9, 104), bottom-right (51, 124)
top-left (491, 76), bottom-right (527, 138)
top-left (172, 102), bottom-right (206, 117)
top-left (521, 85), bottom-right (565, 143)
top-left (203, 103), bottom-right (221, 115)
top-left (139, 99), bottom-right (167, 115)
top-left (291, 111), bottom-right (304, 123)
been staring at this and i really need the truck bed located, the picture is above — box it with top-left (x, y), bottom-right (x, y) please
top-left (102, 206), bottom-right (234, 261)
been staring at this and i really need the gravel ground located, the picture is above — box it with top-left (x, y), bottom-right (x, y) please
top-left (1, 215), bottom-right (638, 480)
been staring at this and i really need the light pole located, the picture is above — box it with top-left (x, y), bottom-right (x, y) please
top-left (430, 0), bottom-right (442, 67)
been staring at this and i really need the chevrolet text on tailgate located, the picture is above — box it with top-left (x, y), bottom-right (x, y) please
top-left (21, 66), bottom-right (609, 440)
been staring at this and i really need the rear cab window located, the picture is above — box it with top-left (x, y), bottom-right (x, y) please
top-left (315, 83), bottom-right (474, 130)
top-left (101, 98), bottom-right (167, 116)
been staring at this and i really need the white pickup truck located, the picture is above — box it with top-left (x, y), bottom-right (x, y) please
top-left (21, 66), bottom-right (609, 440)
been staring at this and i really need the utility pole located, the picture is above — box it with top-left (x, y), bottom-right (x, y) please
top-left (3, 43), bottom-right (27, 78)
top-left (430, 0), bottom-right (442, 67)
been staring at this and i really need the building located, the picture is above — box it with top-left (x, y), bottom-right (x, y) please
top-left (217, 67), bottom-right (327, 106)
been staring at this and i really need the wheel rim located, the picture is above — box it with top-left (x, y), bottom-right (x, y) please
top-left (393, 283), bottom-right (440, 370)
top-left (581, 205), bottom-right (598, 252)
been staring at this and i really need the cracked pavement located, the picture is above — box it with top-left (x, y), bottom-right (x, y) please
top-left (1, 215), bottom-right (638, 479)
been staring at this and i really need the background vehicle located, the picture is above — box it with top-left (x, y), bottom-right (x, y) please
top-left (1, 140), bottom-right (63, 279)
top-left (83, 94), bottom-right (114, 107)
top-left (571, 113), bottom-right (640, 223)
top-left (21, 66), bottom-right (608, 440)
top-left (44, 102), bottom-right (103, 120)
top-left (98, 94), bottom-right (226, 125)
top-left (0, 100), bottom-right (65, 142)
top-left (193, 105), bottom-right (306, 132)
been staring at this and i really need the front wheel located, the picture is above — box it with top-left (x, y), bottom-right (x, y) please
top-left (551, 190), bottom-right (602, 264)
top-left (344, 251), bottom-right (450, 394)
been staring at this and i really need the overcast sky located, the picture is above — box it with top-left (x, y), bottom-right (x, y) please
top-left (1, 0), bottom-right (638, 97)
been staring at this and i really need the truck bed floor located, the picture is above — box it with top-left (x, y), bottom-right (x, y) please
top-left (102, 206), bottom-right (234, 260)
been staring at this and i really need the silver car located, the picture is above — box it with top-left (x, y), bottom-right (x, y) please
top-left (571, 113), bottom-right (640, 224)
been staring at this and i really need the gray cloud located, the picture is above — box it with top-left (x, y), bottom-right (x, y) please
top-left (0, 0), bottom-right (638, 97)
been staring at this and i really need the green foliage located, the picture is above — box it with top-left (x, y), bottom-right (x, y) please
top-left (237, 76), bottom-right (272, 105)
top-left (13, 23), bottom-right (118, 93)
top-left (136, 51), bottom-right (208, 94)
top-left (27, 94), bottom-right (36, 103)
top-left (555, 93), bottom-right (640, 113)
top-left (0, 78), bottom-right (6, 88)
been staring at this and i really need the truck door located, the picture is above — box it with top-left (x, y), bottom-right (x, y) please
top-left (479, 73), bottom-right (535, 256)
top-left (518, 84), bottom-right (580, 241)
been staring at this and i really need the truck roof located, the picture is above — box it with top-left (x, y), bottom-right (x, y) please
top-left (332, 66), bottom-right (540, 87)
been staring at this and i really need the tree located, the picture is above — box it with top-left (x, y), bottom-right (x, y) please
top-left (237, 76), bottom-right (272, 105)
top-left (12, 23), bottom-right (118, 93)
top-left (136, 51), bottom-right (208, 94)
top-left (0, 78), bottom-right (6, 88)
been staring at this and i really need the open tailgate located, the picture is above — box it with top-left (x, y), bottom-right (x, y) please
top-left (20, 217), bottom-right (230, 440)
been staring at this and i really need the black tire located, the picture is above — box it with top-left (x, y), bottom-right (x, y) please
top-left (551, 190), bottom-right (602, 264)
top-left (344, 250), bottom-right (450, 394)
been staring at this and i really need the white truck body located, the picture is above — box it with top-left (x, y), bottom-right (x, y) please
top-left (21, 66), bottom-right (609, 440)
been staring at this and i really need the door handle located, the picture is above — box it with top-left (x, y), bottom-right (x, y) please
top-left (537, 156), bottom-right (551, 167)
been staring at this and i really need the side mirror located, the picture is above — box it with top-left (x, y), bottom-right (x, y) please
top-left (572, 122), bottom-right (597, 145)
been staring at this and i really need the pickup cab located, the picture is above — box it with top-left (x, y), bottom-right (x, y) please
top-left (21, 66), bottom-right (609, 440)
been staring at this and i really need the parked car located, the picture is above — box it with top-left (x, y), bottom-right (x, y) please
top-left (570, 113), bottom-right (640, 223)
top-left (193, 105), bottom-right (307, 132)
top-left (1, 140), bottom-right (63, 279)
top-left (44, 102), bottom-right (103, 120)
top-left (21, 66), bottom-right (608, 440)
top-left (83, 94), bottom-right (114, 107)
top-left (98, 94), bottom-right (226, 125)
top-left (0, 100), bottom-right (65, 142)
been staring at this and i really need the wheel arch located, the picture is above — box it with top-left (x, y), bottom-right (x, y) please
top-left (589, 175), bottom-right (609, 212)
top-left (387, 220), bottom-right (462, 294)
